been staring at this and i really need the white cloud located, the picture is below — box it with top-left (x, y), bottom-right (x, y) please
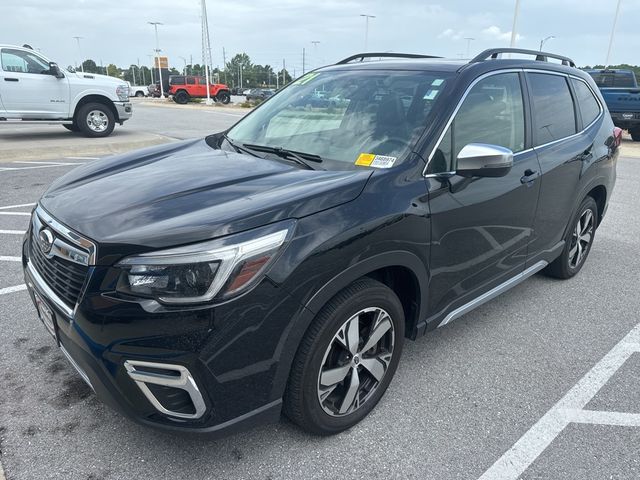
top-left (481, 25), bottom-right (523, 42)
top-left (438, 28), bottom-right (463, 41)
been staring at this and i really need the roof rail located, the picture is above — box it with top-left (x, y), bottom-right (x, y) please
top-left (336, 53), bottom-right (442, 65)
top-left (470, 48), bottom-right (576, 68)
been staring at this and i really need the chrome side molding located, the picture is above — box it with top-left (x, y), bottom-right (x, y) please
top-left (438, 260), bottom-right (548, 328)
top-left (124, 360), bottom-right (207, 420)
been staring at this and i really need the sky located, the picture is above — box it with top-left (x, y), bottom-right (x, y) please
top-left (2, 0), bottom-right (639, 75)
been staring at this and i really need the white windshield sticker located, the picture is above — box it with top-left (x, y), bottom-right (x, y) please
top-left (423, 89), bottom-right (439, 100)
top-left (431, 79), bottom-right (444, 86)
top-left (370, 155), bottom-right (397, 168)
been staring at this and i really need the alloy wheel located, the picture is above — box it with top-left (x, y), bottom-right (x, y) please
top-left (86, 110), bottom-right (109, 132)
top-left (317, 307), bottom-right (395, 417)
top-left (569, 208), bottom-right (594, 269)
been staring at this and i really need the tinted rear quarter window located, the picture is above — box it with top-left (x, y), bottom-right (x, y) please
top-left (571, 79), bottom-right (601, 127)
top-left (528, 73), bottom-right (577, 146)
top-left (588, 71), bottom-right (636, 88)
top-left (170, 76), bottom-right (185, 85)
top-left (186, 77), bottom-right (196, 85)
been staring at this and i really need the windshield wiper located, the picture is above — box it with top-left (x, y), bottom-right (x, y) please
top-left (222, 134), bottom-right (263, 159)
top-left (242, 144), bottom-right (323, 170)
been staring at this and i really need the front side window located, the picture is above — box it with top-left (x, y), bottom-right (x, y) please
top-left (1, 48), bottom-right (50, 74)
top-left (528, 73), bottom-right (577, 146)
top-left (227, 69), bottom-right (452, 168)
top-left (429, 72), bottom-right (525, 173)
top-left (571, 78), bottom-right (601, 127)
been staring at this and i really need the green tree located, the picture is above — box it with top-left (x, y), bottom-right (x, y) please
top-left (81, 59), bottom-right (99, 73)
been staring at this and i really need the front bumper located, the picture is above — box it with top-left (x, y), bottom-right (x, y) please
top-left (21, 214), bottom-right (304, 436)
top-left (114, 101), bottom-right (133, 123)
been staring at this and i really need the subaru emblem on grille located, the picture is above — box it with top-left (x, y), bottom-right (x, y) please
top-left (38, 229), bottom-right (54, 254)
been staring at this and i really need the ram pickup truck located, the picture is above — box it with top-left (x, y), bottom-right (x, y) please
top-left (0, 44), bottom-right (132, 137)
top-left (586, 69), bottom-right (640, 141)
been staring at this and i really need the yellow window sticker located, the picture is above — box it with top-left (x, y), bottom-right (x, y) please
top-left (355, 153), bottom-right (375, 166)
top-left (355, 154), bottom-right (397, 168)
top-left (293, 72), bottom-right (320, 85)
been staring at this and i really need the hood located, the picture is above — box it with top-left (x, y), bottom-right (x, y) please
top-left (40, 139), bottom-right (371, 258)
top-left (67, 71), bottom-right (125, 87)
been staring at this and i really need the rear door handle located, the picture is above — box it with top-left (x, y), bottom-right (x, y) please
top-left (3, 78), bottom-right (19, 82)
top-left (520, 169), bottom-right (538, 184)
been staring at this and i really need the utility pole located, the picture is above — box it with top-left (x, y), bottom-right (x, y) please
top-left (73, 36), bottom-right (84, 72)
top-left (509, 0), bottom-right (521, 47)
top-left (201, 0), bottom-right (213, 104)
top-left (148, 21), bottom-right (164, 97)
top-left (463, 37), bottom-right (475, 58)
top-left (222, 46), bottom-right (227, 85)
top-left (138, 58), bottom-right (145, 85)
top-left (605, 0), bottom-right (622, 67)
top-left (302, 47), bottom-right (306, 75)
top-left (283, 58), bottom-right (286, 86)
top-left (360, 14), bottom-right (375, 51)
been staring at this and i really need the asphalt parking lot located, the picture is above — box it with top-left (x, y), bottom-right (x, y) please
top-left (0, 113), bottom-right (639, 479)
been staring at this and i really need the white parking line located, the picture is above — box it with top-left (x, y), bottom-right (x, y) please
top-left (479, 322), bottom-right (640, 480)
top-left (0, 284), bottom-right (27, 296)
top-left (0, 230), bottom-right (26, 235)
top-left (65, 156), bottom-right (99, 160)
top-left (0, 202), bottom-right (35, 210)
top-left (0, 256), bottom-right (21, 262)
top-left (0, 164), bottom-right (79, 171)
top-left (0, 212), bottom-right (31, 216)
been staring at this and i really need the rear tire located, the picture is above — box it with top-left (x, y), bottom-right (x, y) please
top-left (544, 196), bottom-right (598, 279)
top-left (216, 91), bottom-right (231, 104)
top-left (76, 103), bottom-right (115, 138)
top-left (284, 277), bottom-right (404, 435)
top-left (630, 129), bottom-right (640, 142)
top-left (174, 91), bottom-right (189, 104)
top-left (135, 91), bottom-right (145, 97)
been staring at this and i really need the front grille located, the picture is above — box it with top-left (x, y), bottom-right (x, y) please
top-left (30, 230), bottom-right (88, 308)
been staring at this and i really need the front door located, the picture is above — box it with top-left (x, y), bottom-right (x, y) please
top-left (0, 47), bottom-right (69, 118)
top-left (425, 71), bottom-right (541, 320)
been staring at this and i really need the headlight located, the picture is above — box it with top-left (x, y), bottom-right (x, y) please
top-left (115, 221), bottom-right (294, 304)
top-left (116, 84), bottom-right (130, 101)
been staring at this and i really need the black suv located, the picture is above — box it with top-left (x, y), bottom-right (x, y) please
top-left (23, 49), bottom-right (620, 437)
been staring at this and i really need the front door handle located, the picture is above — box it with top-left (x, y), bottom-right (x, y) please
top-left (3, 78), bottom-right (19, 82)
top-left (520, 169), bottom-right (538, 184)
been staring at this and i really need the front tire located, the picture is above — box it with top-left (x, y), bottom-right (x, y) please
top-left (63, 123), bottom-right (80, 132)
top-left (284, 278), bottom-right (404, 435)
top-left (174, 91), bottom-right (189, 104)
top-left (76, 103), bottom-right (115, 138)
top-left (544, 196), bottom-right (598, 279)
top-left (135, 91), bottom-right (145, 97)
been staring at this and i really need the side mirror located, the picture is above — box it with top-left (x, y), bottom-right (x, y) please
top-left (456, 143), bottom-right (513, 178)
top-left (49, 62), bottom-right (64, 79)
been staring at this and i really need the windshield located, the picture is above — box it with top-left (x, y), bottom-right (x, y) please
top-left (227, 69), bottom-right (452, 168)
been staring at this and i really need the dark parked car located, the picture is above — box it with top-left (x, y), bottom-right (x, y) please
top-left (23, 48), bottom-right (619, 437)
top-left (246, 88), bottom-right (275, 101)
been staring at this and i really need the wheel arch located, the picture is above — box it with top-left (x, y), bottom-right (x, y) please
top-left (73, 95), bottom-right (119, 122)
top-left (271, 251), bottom-right (428, 400)
top-left (586, 184), bottom-right (607, 226)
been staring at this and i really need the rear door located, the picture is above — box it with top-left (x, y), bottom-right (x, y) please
top-left (525, 71), bottom-right (600, 264)
top-left (0, 47), bottom-right (69, 118)
top-left (425, 71), bottom-right (542, 319)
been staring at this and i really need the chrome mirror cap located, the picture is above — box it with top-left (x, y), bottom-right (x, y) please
top-left (456, 143), bottom-right (514, 178)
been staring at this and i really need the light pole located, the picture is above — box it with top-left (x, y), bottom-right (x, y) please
top-left (360, 14), bottom-right (375, 51)
top-left (311, 40), bottom-right (320, 68)
top-left (73, 36), bottom-right (84, 72)
top-left (463, 37), bottom-right (475, 58)
top-left (148, 21), bottom-right (164, 97)
top-left (605, 0), bottom-right (623, 67)
top-left (179, 56), bottom-right (187, 75)
top-left (509, 0), bottom-right (521, 48)
top-left (539, 35), bottom-right (555, 51)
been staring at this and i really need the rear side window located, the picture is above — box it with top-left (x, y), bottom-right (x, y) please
top-left (571, 79), bottom-right (601, 127)
top-left (186, 77), bottom-right (196, 85)
top-left (528, 73), bottom-right (577, 146)
top-left (170, 76), bottom-right (185, 85)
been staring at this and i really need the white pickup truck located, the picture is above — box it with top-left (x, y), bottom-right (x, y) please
top-left (0, 44), bottom-right (132, 137)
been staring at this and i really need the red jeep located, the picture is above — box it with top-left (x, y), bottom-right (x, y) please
top-left (168, 75), bottom-right (231, 104)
